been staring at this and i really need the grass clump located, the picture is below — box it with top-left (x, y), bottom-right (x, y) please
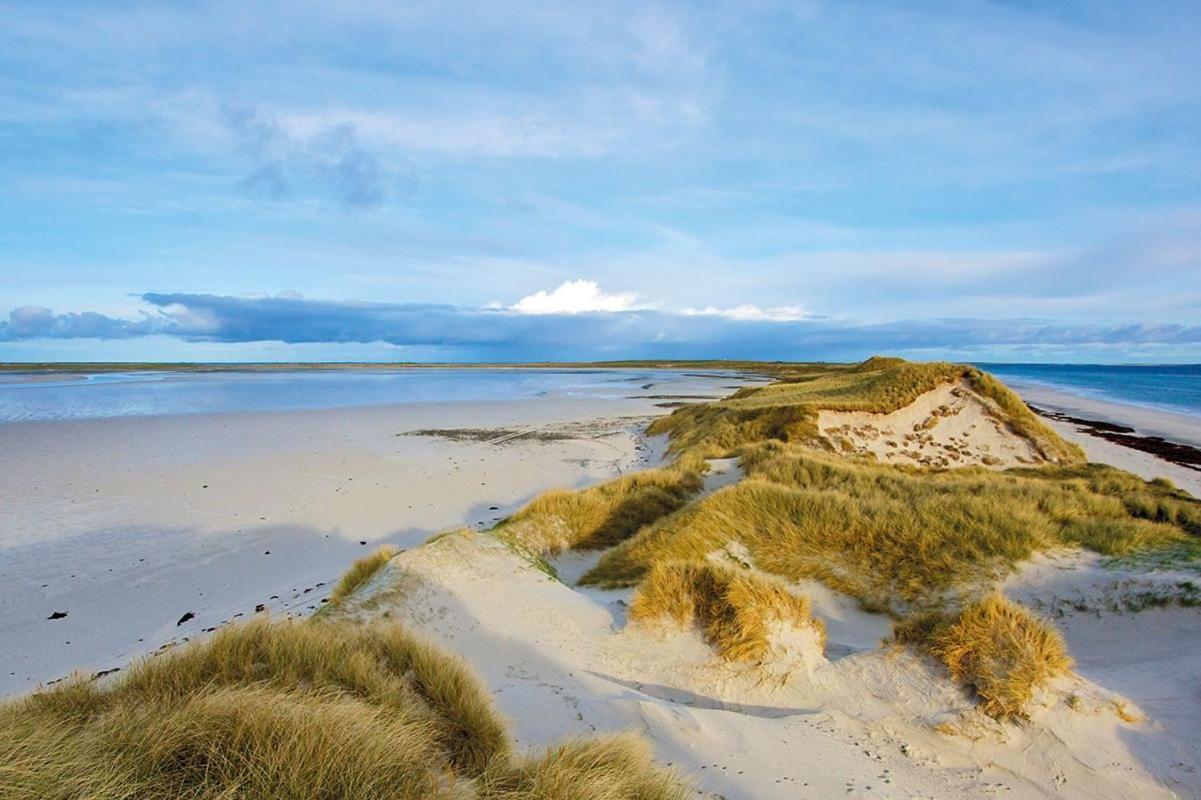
top-left (0, 619), bottom-right (686, 800)
top-left (584, 447), bottom-right (1194, 610)
top-left (328, 544), bottom-right (400, 606)
top-left (477, 733), bottom-right (685, 800)
top-left (629, 562), bottom-right (825, 662)
top-left (0, 619), bottom-right (507, 798)
top-left (893, 594), bottom-right (1073, 719)
top-left (498, 463), bottom-right (704, 554)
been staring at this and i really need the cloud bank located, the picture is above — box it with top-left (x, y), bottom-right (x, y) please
top-left (4, 291), bottom-right (1199, 362)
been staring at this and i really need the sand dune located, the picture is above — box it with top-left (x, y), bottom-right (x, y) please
top-left (818, 379), bottom-right (1043, 468)
top-left (323, 368), bottom-right (1200, 798)
top-left (330, 526), bottom-right (1175, 799)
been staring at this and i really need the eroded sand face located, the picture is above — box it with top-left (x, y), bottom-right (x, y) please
top-left (818, 380), bottom-right (1042, 468)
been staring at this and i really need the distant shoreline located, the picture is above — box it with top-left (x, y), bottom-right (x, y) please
top-left (0, 360), bottom-right (784, 375)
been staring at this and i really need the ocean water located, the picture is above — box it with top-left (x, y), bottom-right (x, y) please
top-left (977, 363), bottom-right (1201, 418)
top-left (0, 368), bottom-right (707, 423)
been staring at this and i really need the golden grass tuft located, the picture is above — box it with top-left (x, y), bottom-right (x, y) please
top-left (478, 733), bottom-right (686, 800)
top-left (0, 619), bottom-right (688, 799)
top-left (0, 619), bottom-right (506, 798)
top-left (629, 562), bottom-right (825, 662)
top-left (498, 464), bottom-right (703, 554)
top-left (894, 594), bottom-right (1073, 719)
top-left (328, 544), bottom-right (400, 606)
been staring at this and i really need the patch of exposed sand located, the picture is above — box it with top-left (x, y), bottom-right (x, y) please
top-left (818, 380), bottom-right (1043, 468)
top-left (1003, 549), bottom-right (1201, 795)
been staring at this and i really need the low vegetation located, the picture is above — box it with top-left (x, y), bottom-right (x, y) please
top-left (0, 619), bottom-right (686, 800)
top-left (893, 594), bottom-right (1073, 719)
top-left (630, 561), bottom-right (825, 662)
top-left (328, 544), bottom-right (400, 606)
top-left (497, 459), bottom-right (705, 553)
top-left (475, 734), bottom-right (685, 799)
top-left (583, 446), bottom-right (1196, 612)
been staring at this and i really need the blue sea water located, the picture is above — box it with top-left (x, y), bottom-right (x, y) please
top-left (0, 368), bottom-right (697, 423)
top-left (977, 363), bottom-right (1201, 418)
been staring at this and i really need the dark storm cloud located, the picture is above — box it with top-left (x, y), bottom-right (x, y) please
top-left (4, 294), bottom-right (1200, 361)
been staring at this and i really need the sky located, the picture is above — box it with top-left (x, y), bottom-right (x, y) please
top-left (1, 0), bottom-right (1199, 363)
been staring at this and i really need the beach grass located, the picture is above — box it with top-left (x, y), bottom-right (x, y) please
top-left (893, 594), bottom-right (1073, 719)
top-left (328, 544), bottom-right (400, 606)
top-left (582, 445), bottom-right (1194, 610)
top-left (0, 618), bottom-right (685, 799)
top-left (475, 733), bottom-right (686, 800)
top-left (497, 460), bottom-right (705, 554)
top-left (630, 561), bottom-right (825, 662)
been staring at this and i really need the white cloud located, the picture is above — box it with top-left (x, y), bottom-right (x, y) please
top-left (511, 279), bottom-right (643, 314)
top-left (681, 304), bottom-right (809, 321)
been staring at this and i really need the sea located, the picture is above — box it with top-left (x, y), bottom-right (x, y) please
top-left (1, 364), bottom-right (1197, 425)
top-left (977, 363), bottom-right (1201, 419)
top-left (0, 368), bottom-right (712, 424)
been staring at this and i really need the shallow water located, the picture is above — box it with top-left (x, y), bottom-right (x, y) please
top-left (0, 368), bottom-right (706, 423)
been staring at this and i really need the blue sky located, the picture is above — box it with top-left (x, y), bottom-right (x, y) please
top-left (1, 1), bottom-right (1199, 362)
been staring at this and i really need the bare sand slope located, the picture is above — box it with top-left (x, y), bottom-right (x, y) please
top-left (819, 380), bottom-right (1043, 468)
top-left (1004, 550), bottom-right (1201, 796)
top-left (336, 531), bottom-right (1172, 799)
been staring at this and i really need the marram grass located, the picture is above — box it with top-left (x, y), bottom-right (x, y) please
top-left (647, 359), bottom-right (1083, 465)
top-left (630, 561), bottom-right (826, 662)
top-left (893, 594), bottom-right (1073, 719)
top-left (583, 445), bottom-right (1195, 611)
top-left (328, 543), bottom-right (400, 606)
top-left (497, 460), bottom-right (704, 554)
top-left (0, 619), bottom-right (686, 800)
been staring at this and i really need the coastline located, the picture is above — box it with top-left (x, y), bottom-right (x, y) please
top-left (0, 370), bottom-right (742, 696)
top-left (1006, 379), bottom-right (1201, 495)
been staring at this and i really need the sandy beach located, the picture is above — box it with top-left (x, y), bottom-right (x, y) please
top-left (0, 370), bottom-right (746, 696)
top-left (1007, 380), bottom-right (1201, 496)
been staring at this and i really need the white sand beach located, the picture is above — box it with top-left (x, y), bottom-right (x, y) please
top-left (1009, 381), bottom-right (1201, 496)
top-left (0, 371), bottom-right (744, 696)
